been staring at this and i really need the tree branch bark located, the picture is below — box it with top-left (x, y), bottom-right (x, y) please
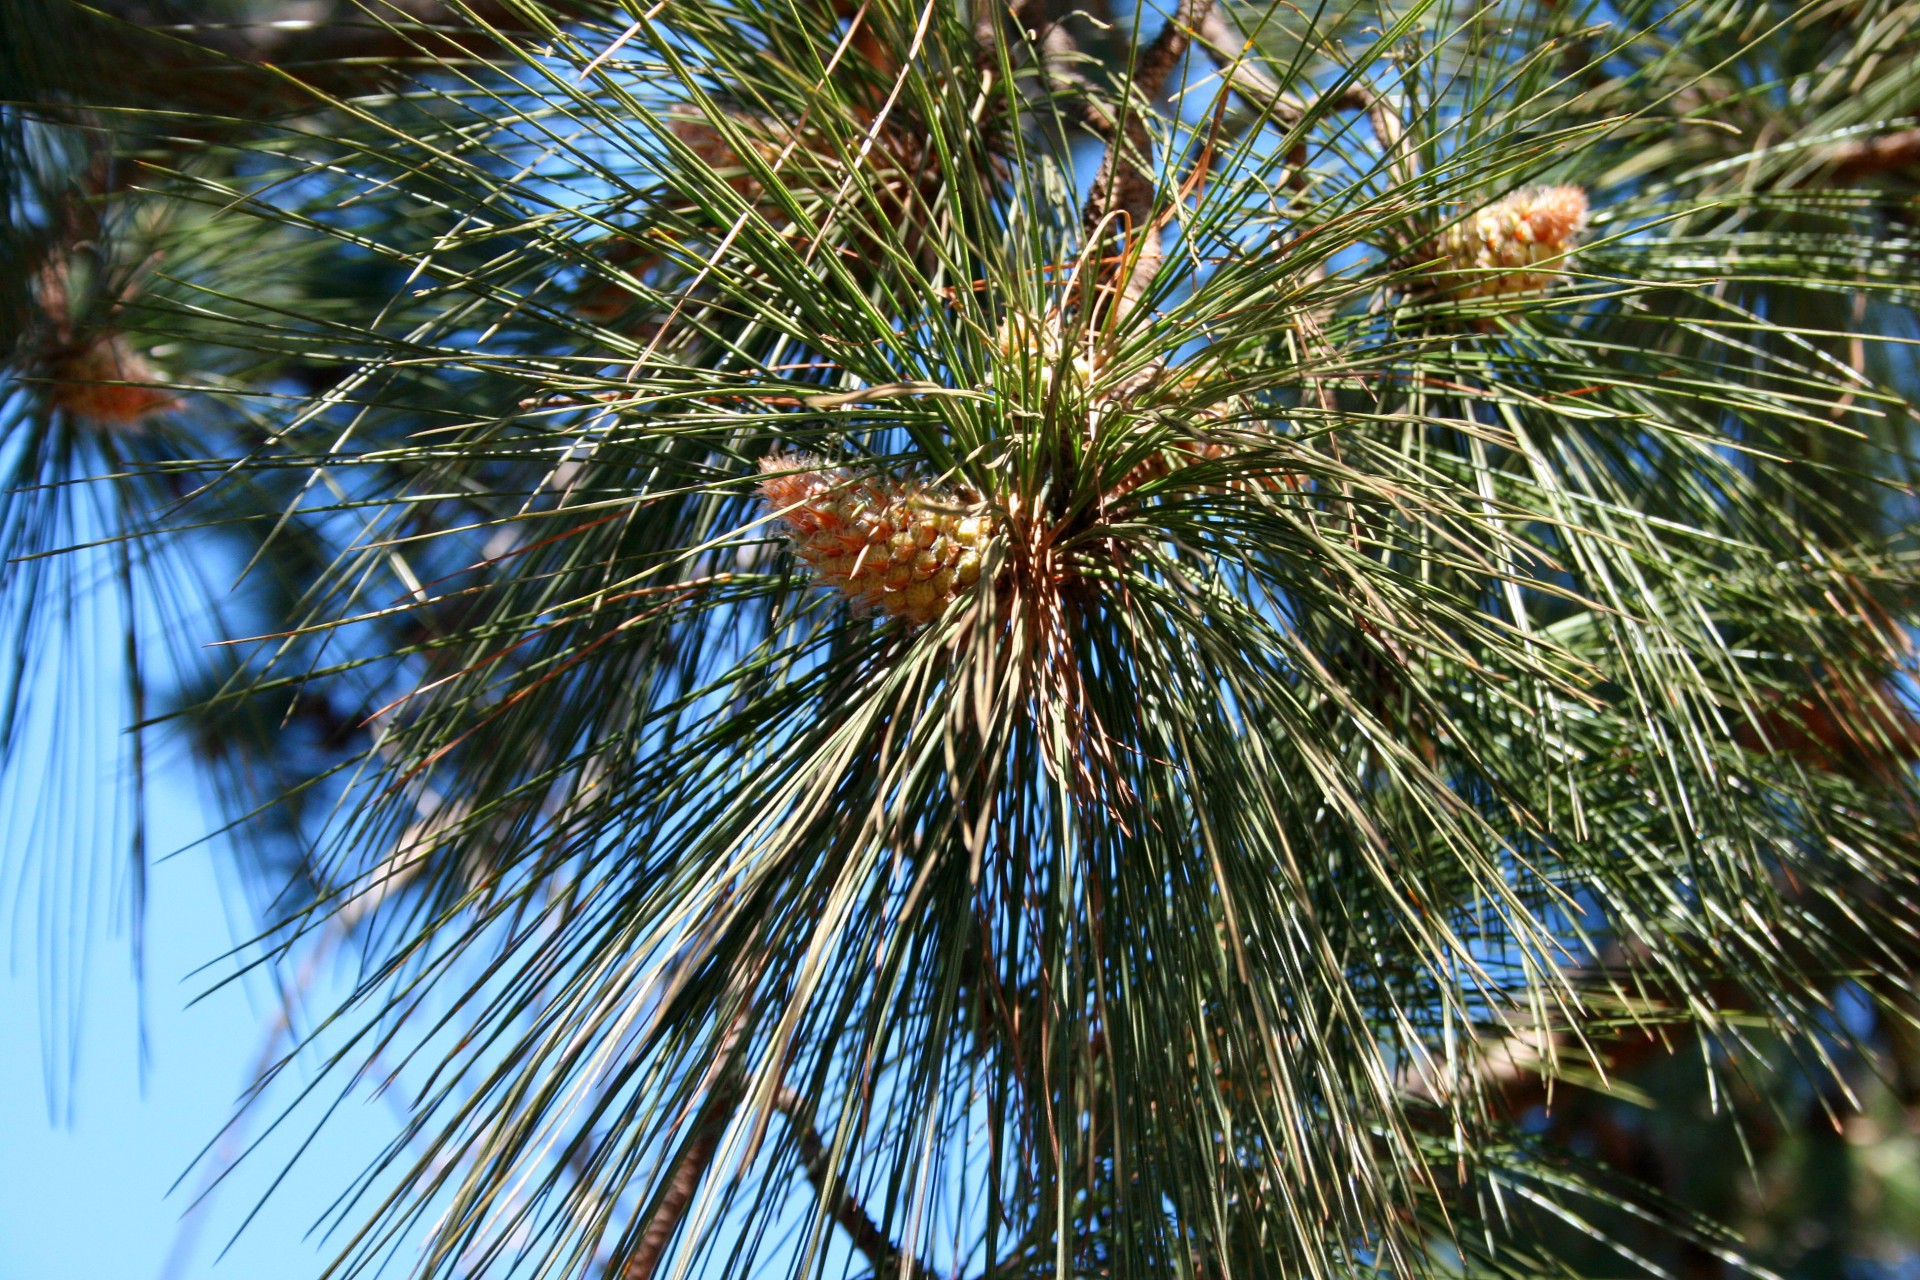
top-left (1824, 127), bottom-right (1920, 181)
top-left (1190, 8), bottom-right (1373, 127)
top-left (620, 1080), bottom-right (742, 1280)
top-left (618, 999), bottom-right (753, 1280)
top-left (17, 0), bottom-right (588, 123)
top-left (1081, 0), bottom-right (1215, 326)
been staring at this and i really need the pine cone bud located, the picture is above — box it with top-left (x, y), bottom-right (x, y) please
top-left (990, 311), bottom-right (1094, 399)
top-left (758, 453), bottom-right (993, 625)
top-left (1433, 185), bottom-right (1588, 300)
top-left (47, 335), bottom-right (175, 427)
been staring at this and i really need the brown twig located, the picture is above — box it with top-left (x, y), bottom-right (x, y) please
top-left (1190, 8), bottom-right (1373, 128)
top-left (1079, 0), bottom-right (1217, 328)
top-left (614, 962), bottom-right (940, 1280)
top-left (617, 978), bottom-right (758, 1280)
top-left (621, 1081), bottom-right (743, 1280)
top-left (1823, 126), bottom-right (1920, 181)
top-left (772, 1087), bottom-right (936, 1280)
top-left (1130, 0), bottom-right (1213, 104)
top-left (67, 0), bottom-right (586, 103)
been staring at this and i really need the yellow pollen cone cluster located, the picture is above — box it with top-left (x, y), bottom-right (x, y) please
top-left (1436, 185), bottom-right (1589, 300)
top-left (758, 454), bottom-right (993, 625)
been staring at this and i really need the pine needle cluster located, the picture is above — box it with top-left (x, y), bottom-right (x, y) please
top-left (5, 0), bottom-right (1920, 1278)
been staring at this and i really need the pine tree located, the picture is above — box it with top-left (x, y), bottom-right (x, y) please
top-left (6, 1), bottom-right (1920, 1277)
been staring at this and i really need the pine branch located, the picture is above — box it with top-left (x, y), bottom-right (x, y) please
top-left (1824, 127), bottom-right (1920, 180)
top-left (1190, 8), bottom-right (1375, 126)
top-left (619, 1083), bottom-right (741, 1280)
top-left (772, 1088), bottom-right (936, 1280)
top-left (13, 0), bottom-right (591, 126)
top-left (1130, 0), bottom-right (1211, 104)
top-left (612, 1072), bottom-right (940, 1280)
top-left (20, 1), bottom-right (1920, 1276)
top-left (79, 0), bottom-right (578, 74)
top-left (1082, 0), bottom-right (1214, 324)
top-left (618, 1003), bottom-right (753, 1280)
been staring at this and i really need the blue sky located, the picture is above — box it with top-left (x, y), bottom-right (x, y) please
top-left (0, 765), bottom-right (414, 1280)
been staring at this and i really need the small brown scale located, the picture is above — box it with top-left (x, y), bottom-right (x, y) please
top-left (46, 335), bottom-right (174, 427)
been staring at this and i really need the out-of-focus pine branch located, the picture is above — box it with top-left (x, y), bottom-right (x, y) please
top-left (7, 0), bottom-right (1920, 1277)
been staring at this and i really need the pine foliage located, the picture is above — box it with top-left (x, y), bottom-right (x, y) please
top-left (6, 0), bottom-right (1920, 1277)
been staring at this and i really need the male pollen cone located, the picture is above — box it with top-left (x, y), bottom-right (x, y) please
top-left (1436, 185), bottom-right (1589, 300)
top-left (758, 453), bottom-right (992, 625)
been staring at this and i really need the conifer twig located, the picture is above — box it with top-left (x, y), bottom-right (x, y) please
top-left (1190, 8), bottom-right (1376, 127)
top-left (620, 972), bottom-right (758, 1280)
top-left (1082, 0), bottom-right (1216, 324)
top-left (621, 1080), bottom-right (742, 1280)
top-left (772, 1087), bottom-right (936, 1280)
top-left (1824, 126), bottom-right (1920, 180)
